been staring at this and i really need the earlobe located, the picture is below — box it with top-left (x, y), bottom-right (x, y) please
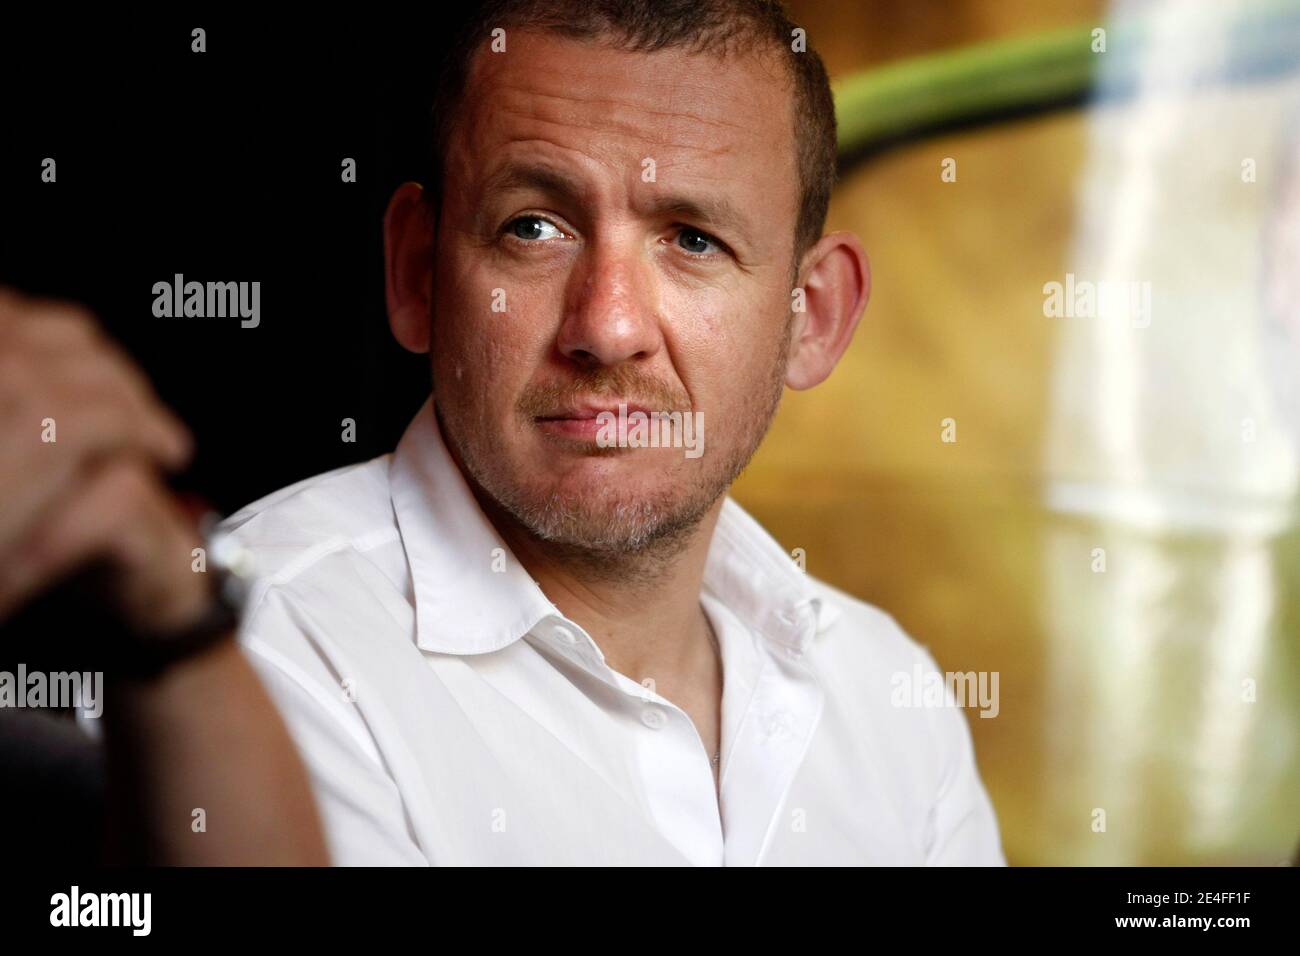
top-left (784, 232), bottom-right (871, 391)
top-left (384, 182), bottom-right (435, 354)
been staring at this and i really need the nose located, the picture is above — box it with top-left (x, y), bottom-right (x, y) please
top-left (556, 240), bottom-right (663, 368)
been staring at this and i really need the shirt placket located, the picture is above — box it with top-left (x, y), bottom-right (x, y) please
top-left (533, 614), bottom-right (727, 866)
top-left (718, 600), bottom-right (825, 867)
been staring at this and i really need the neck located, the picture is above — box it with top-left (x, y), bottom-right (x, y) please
top-left (483, 490), bottom-right (725, 685)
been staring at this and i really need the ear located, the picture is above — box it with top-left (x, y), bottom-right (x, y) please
top-left (785, 231), bottom-right (871, 390)
top-left (383, 181), bottom-right (436, 354)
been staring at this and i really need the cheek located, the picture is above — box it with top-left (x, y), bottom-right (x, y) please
top-left (666, 287), bottom-right (786, 402)
top-left (431, 253), bottom-right (554, 417)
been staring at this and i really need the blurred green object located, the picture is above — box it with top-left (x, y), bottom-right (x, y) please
top-left (832, 0), bottom-right (1300, 159)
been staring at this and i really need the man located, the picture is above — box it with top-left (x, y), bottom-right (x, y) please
top-left (220, 0), bottom-right (1006, 865)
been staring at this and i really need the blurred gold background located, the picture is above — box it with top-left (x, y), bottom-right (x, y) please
top-left (734, 0), bottom-right (1300, 865)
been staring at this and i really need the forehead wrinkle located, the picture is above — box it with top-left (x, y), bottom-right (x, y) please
top-left (487, 103), bottom-right (751, 187)
top-left (474, 149), bottom-right (755, 244)
top-left (490, 80), bottom-right (758, 153)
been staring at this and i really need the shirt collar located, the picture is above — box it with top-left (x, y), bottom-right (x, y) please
top-left (389, 395), bottom-right (840, 656)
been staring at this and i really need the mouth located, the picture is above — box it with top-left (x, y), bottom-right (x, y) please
top-left (534, 401), bottom-right (655, 442)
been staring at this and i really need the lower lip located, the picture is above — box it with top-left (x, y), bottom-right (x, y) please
top-left (536, 417), bottom-right (608, 440)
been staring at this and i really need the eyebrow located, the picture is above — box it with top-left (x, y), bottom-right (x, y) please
top-left (475, 161), bottom-right (752, 241)
top-left (644, 192), bottom-right (750, 241)
top-left (478, 162), bottom-right (583, 210)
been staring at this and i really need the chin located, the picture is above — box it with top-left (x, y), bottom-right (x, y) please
top-left (504, 471), bottom-right (693, 553)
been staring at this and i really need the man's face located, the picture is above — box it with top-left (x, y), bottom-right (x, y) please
top-left (430, 30), bottom-right (802, 554)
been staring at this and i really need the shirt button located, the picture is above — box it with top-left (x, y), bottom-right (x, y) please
top-left (553, 625), bottom-right (579, 644)
top-left (762, 709), bottom-right (794, 740)
top-left (641, 707), bottom-right (667, 730)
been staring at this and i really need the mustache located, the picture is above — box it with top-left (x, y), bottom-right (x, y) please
top-left (517, 366), bottom-right (692, 418)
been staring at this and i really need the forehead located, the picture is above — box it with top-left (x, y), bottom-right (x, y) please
top-left (445, 29), bottom-right (798, 223)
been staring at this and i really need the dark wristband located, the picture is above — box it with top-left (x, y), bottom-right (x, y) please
top-left (111, 564), bottom-right (243, 680)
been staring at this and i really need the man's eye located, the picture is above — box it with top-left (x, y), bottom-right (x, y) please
top-left (676, 227), bottom-right (724, 256)
top-left (504, 216), bottom-right (564, 242)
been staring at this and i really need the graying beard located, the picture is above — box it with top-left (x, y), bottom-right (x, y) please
top-left (492, 476), bottom-right (716, 587)
top-left (438, 324), bottom-right (789, 585)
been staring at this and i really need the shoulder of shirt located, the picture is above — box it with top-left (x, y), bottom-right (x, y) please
top-left (216, 454), bottom-right (399, 592)
top-left (801, 572), bottom-right (941, 672)
top-left (798, 574), bottom-right (977, 786)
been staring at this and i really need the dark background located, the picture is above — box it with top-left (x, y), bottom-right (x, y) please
top-left (1, 10), bottom-right (490, 516)
top-left (0, 8), bottom-right (492, 709)
top-left (0, 8), bottom-right (490, 854)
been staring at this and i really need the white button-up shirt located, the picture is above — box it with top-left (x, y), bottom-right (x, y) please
top-left (219, 396), bottom-right (1006, 866)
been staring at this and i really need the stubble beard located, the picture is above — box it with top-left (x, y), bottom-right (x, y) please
top-left (437, 328), bottom-right (791, 584)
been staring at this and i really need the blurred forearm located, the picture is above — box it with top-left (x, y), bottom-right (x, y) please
top-left (101, 636), bottom-right (330, 866)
